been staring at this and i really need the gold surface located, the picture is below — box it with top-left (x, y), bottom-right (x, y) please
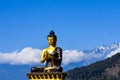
top-left (27, 72), bottom-right (66, 80)
top-left (40, 37), bottom-right (57, 72)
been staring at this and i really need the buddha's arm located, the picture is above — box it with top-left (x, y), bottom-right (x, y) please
top-left (54, 47), bottom-right (62, 60)
top-left (58, 48), bottom-right (62, 60)
top-left (40, 49), bottom-right (47, 63)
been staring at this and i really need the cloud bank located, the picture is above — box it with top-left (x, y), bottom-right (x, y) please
top-left (0, 47), bottom-right (119, 65)
top-left (0, 47), bottom-right (41, 65)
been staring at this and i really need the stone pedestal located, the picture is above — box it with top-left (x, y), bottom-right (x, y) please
top-left (26, 72), bottom-right (66, 80)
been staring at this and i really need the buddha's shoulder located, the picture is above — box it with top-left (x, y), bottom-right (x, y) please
top-left (42, 48), bottom-right (48, 52)
top-left (56, 47), bottom-right (62, 50)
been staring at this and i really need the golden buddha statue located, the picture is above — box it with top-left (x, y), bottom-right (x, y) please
top-left (31, 30), bottom-right (63, 72)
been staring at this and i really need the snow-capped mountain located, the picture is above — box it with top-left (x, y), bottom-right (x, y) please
top-left (84, 42), bottom-right (120, 55)
top-left (64, 42), bottom-right (120, 71)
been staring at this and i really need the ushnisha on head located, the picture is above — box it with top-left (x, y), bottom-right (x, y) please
top-left (47, 30), bottom-right (57, 46)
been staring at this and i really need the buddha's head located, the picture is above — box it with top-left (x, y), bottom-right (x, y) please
top-left (47, 30), bottom-right (57, 46)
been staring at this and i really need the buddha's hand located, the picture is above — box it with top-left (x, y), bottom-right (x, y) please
top-left (47, 53), bottom-right (53, 59)
top-left (43, 51), bottom-right (48, 59)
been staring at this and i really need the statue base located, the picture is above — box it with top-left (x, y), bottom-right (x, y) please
top-left (26, 72), bottom-right (67, 80)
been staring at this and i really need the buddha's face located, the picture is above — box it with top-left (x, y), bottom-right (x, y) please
top-left (47, 37), bottom-right (56, 46)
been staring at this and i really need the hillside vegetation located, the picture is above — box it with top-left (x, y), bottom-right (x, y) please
top-left (65, 53), bottom-right (120, 80)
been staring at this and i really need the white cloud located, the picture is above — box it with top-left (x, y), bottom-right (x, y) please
top-left (63, 50), bottom-right (85, 65)
top-left (0, 47), bottom-right (119, 65)
top-left (106, 48), bottom-right (120, 58)
top-left (0, 48), bottom-right (92, 65)
top-left (0, 47), bottom-right (41, 65)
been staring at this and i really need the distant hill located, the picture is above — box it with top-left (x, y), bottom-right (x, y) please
top-left (0, 64), bottom-right (30, 80)
top-left (65, 53), bottom-right (120, 80)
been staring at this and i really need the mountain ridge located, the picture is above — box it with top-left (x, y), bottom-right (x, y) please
top-left (65, 53), bottom-right (120, 80)
top-left (63, 42), bottom-right (120, 71)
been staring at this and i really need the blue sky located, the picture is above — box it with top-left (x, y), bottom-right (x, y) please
top-left (0, 0), bottom-right (120, 52)
top-left (1, 1), bottom-right (120, 79)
